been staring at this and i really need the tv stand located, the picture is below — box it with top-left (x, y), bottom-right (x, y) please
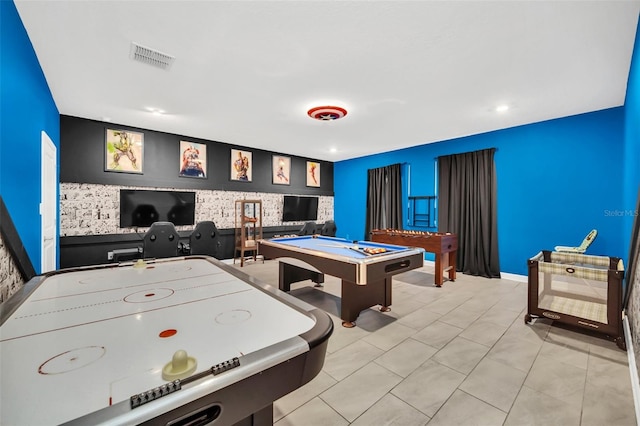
top-left (60, 224), bottom-right (320, 269)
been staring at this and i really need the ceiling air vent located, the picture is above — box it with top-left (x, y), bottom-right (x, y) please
top-left (129, 42), bottom-right (175, 71)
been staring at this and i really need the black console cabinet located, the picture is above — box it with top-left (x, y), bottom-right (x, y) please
top-left (59, 225), bottom-right (307, 269)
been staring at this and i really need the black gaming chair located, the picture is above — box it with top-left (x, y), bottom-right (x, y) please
top-left (320, 220), bottom-right (338, 237)
top-left (189, 221), bottom-right (220, 258)
top-left (299, 221), bottom-right (317, 236)
top-left (143, 222), bottom-right (180, 259)
top-left (320, 220), bottom-right (337, 237)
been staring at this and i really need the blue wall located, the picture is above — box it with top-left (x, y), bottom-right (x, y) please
top-left (624, 16), bottom-right (640, 263)
top-left (1, 1), bottom-right (60, 272)
top-left (336, 107), bottom-right (626, 276)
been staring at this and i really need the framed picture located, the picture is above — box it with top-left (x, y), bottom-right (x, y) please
top-left (179, 141), bottom-right (207, 178)
top-left (231, 149), bottom-right (252, 182)
top-left (105, 129), bottom-right (143, 173)
top-left (306, 161), bottom-right (320, 187)
top-left (272, 155), bottom-right (291, 185)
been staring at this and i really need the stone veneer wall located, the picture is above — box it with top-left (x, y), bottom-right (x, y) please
top-left (0, 233), bottom-right (24, 303)
top-left (626, 242), bottom-right (640, 373)
top-left (60, 183), bottom-right (334, 236)
top-left (629, 267), bottom-right (640, 369)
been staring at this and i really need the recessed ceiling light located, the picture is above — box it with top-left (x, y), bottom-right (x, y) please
top-left (495, 104), bottom-right (509, 113)
top-left (329, 147), bottom-right (337, 153)
top-left (146, 107), bottom-right (165, 115)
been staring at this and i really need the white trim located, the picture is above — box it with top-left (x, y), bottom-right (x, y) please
top-left (41, 131), bottom-right (57, 273)
top-left (623, 314), bottom-right (640, 424)
top-left (500, 272), bottom-right (528, 283)
top-left (422, 259), bottom-right (527, 283)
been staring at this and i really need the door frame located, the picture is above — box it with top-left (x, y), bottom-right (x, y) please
top-left (41, 130), bottom-right (57, 273)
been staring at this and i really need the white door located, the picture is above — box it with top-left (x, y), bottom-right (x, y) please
top-left (41, 131), bottom-right (57, 273)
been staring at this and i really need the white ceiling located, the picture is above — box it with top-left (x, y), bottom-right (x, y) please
top-left (14, 1), bottom-right (640, 162)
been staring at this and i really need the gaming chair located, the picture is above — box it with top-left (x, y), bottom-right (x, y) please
top-left (299, 221), bottom-right (317, 236)
top-left (189, 221), bottom-right (220, 258)
top-left (143, 222), bottom-right (180, 259)
top-left (320, 220), bottom-right (337, 237)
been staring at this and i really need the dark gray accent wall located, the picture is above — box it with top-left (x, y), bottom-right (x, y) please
top-left (59, 116), bottom-right (334, 267)
top-left (60, 115), bottom-right (334, 195)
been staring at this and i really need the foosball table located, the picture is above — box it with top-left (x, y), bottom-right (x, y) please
top-left (370, 229), bottom-right (458, 286)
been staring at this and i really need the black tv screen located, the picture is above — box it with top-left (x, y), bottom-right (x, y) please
top-left (120, 190), bottom-right (196, 227)
top-left (282, 196), bottom-right (318, 222)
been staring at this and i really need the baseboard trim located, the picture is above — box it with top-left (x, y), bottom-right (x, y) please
top-left (623, 314), bottom-right (640, 424)
top-left (422, 260), bottom-right (527, 283)
top-left (500, 272), bottom-right (527, 283)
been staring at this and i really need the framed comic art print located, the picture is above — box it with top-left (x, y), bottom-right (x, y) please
top-left (105, 129), bottom-right (143, 173)
top-left (272, 155), bottom-right (291, 185)
top-left (306, 161), bottom-right (320, 187)
top-left (179, 141), bottom-right (207, 178)
top-left (231, 149), bottom-right (252, 182)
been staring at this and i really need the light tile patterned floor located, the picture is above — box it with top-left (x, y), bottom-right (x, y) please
top-left (233, 260), bottom-right (636, 425)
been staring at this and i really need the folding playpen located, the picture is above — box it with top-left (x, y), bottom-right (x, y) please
top-left (525, 250), bottom-right (625, 349)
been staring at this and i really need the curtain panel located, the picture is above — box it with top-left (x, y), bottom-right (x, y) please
top-left (365, 163), bottom-right (402, 239)
top-left (438, 148), bottom-right (500, 278)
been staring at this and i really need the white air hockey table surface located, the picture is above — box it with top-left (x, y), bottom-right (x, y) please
top-left (0, 256), bottom-right (332, 425)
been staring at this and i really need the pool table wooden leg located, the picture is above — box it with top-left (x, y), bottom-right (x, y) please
top-left (340, 278), bottom-right (392, 327)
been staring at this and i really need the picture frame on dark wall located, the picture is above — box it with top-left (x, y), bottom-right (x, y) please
top-left (306, 161), bottom-right (320, 187)
top-left (105, 129), bottom-right (143, 173)
top-left (179, 141), bottom-right (207, 178)
top-left (231, 149), bottom-right (252, 182)
top-left (272, 155), bottom-right (291, 185)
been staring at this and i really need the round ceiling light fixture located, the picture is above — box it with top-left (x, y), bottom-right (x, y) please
top-left (307, 106), bottom-right (348, 121)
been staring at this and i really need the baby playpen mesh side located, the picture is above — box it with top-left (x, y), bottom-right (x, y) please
top-left (526, 250), bottom-right (625, 349)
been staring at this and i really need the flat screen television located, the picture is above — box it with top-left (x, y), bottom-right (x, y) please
top-left (282, 196), bottom-right (318, 222)
top-left (120, 189), bottom-right (196, 228)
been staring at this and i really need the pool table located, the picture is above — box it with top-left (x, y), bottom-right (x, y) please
top-left (0, 256), bottom-right (332, 426)
top-left (258, 235), bottom-right (424, 327)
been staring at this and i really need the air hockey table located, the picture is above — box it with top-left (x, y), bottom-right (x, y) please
top-left (0, 256), bottom-right (333, 426)
top-left (258, 235), bottom-right (424, 327)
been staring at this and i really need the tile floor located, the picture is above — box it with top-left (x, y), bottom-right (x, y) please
top-left (232, 260), bottom-right (637, 425)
